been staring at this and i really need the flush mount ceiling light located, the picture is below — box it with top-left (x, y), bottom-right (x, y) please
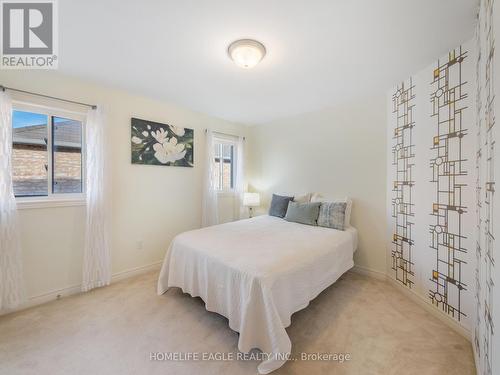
top-left (228, 39), bottom-right (266, 69)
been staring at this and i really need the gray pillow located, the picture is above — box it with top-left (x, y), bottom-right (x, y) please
top-left (317, 202), bottom-right (347, 230)
top-left (269, 194), bottom-right (294, 218)
top-left (284, 201), bottom-right (321, 226)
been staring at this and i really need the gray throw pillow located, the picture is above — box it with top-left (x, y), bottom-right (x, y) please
top-left (269, 194), bottom-right (294, 218)
top-left (317, 202), bottom-right (347, 230)
top-left (284, 201), bottom-right (321, 226)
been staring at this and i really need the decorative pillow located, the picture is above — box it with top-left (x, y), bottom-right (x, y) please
top-left (293, 193), bottom-right (311, 203)
top-left (284, 202), bottom-right (321, 226)
top-left (310, 193), bottom-right (323, 202)
top-left (269, 194), bottom-right (294, 218)
top-left (317, 202), bottom-right (347, 230)
top-left (311, 194), bottom-right (353, 227)
top-left (277, 192), bottom-right (311, 204)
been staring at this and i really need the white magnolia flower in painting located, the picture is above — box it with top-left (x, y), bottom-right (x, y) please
top-left (142, 131), bottom-right (149, 137)
top-left (152, 128), bottom-right (169, 144)
top-left (131, 136), bottom-right (143, 144)
top-left (153, 137), bottom-right (186, 164)
top-left (169, 125), bottom-right (185, 137)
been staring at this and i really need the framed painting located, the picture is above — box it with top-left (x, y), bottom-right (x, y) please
top-left (131, 118), bottom-right (193, 167)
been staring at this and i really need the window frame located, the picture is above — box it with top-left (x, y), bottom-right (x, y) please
top-left (12, 100), bottom-right (87, 209)
top-left (213, 138), bottom-right (236, 193)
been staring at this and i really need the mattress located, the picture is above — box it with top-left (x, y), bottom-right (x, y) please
top-left (157, 215), bottom-right (358, 373)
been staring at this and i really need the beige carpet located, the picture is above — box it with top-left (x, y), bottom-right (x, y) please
top-left (0, 270), bottom-right (475, 375)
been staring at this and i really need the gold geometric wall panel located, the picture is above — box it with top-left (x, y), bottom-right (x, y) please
top-left (429, 47), bottom-right (468, 321)
top-left (391, 78), bottom-right (416, 288)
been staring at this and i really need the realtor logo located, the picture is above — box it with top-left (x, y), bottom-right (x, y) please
top-left (1, 0), bottom-right (58, 69)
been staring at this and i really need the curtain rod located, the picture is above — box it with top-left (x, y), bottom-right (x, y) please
top-left (205, 128), bottom-right (245, 140)
top-left (0, 84), bottom-right (97, 110)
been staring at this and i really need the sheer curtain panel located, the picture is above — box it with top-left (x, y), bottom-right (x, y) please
top-left (82, 106), bottom-right (112, 292)
top-left (234, 136), bottom-right (245, 219)
top-left (0, 91), bottom-right (25, 310)
top-left (202, 130), bottom-right (219, 226)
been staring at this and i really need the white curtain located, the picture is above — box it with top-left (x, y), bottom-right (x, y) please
top-left (233, 136), bottom-right (245, 219)
top-left (0, 91), bottom-right (25, 310)
top-left (82, 107), bottom-right (111, 292)
top-left (202, 130), bottom-right (219, 227)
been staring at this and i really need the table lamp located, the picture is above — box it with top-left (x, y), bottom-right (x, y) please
top-left (243, 192), bottom-right (260, 218)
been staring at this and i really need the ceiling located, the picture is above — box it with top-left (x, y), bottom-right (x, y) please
top-left (60, 0), bottom-right (477, 124)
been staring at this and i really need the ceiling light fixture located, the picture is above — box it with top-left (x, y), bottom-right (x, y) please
top-left (228, 39), bottom-right (266, 69)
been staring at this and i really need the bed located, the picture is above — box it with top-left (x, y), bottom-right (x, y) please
top-left (157, 215), bottom-right (358, 374)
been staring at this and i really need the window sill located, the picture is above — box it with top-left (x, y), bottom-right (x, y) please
top-left (16, 198), bottom-right (86, 210)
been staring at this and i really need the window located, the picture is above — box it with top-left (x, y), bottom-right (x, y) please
top-left (213, 142), bottom-right (234, 191)
top-left (12, 111), bottom-right (48, 196)
top-left (12, 107), bottom-right (84, 200)
top-left (52, 117), bottom-right (83, 194)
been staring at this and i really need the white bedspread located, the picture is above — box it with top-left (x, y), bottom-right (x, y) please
top-left (157, 215), bottom-right (357, 374)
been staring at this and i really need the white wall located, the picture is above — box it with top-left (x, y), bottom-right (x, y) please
top-left (0, 70), bottom-right (249, 302)
top-left (247, 95), bottom-right (387, 273)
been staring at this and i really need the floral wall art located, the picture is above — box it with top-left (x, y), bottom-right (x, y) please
top-left (131, 118), bottom-right (194, 167)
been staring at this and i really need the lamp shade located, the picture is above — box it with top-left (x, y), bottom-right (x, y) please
top-left (243, 192), bottom-right (260, 207)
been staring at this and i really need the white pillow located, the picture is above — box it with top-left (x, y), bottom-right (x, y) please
top-left (310, 193), bottom-right (352, 227)
top-left (293, 193), bottom-right (311, 203)
top-left (277, 192), bottom-right (311, 203)
top-left (310, 193), bottom-right (323, 202)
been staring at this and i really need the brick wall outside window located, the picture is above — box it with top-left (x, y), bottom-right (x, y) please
top-left (12, 144), bottom-right (82, 196)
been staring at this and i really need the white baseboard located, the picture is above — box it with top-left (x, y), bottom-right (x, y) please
top-left (3, 261), bottom-right (472, 343)
top-left (1, 261), bottom-right (162, 317)
top-left (350, 264), bottom-right (387, 281)
top-left (386, 277), bottom-right (471, 341)
top-left (110, 261), bottom-right (162, 284)
top-left (350, 264), bottom-right (471, 342)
